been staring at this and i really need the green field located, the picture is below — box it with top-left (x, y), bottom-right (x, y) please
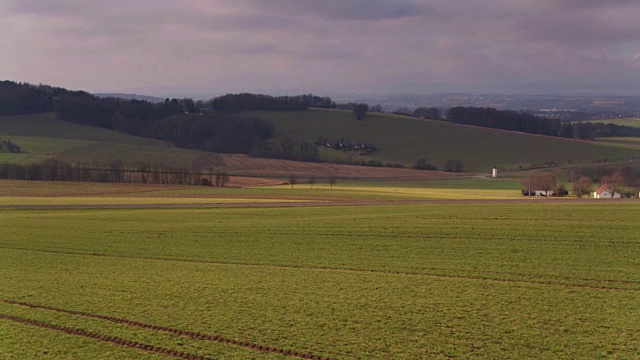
top-left (251, 109), bottom-right (640, 171)
top-left (1, 199), bottom-right (639, 359)
top-left (3, 111), bottom-right (640, 174)
top-left (586, 118), bottom-right (640, 128)
top-left (595, 137), bottom-right (640, 151)
top-left (0, 114), bottom-right (220, 168)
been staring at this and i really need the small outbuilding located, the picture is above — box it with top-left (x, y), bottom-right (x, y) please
top-left (593, 184), bottom-right (621, 199)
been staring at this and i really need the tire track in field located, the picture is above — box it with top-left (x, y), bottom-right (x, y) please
top-left (2, 246), bottom-right (640, 292)
top-left (0, 313), bottom-right (212, 360)
top-left (0, 300), bottom-right (336, 360)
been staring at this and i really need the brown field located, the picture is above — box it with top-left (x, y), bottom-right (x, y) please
top-left (215, 154), bottom-right (469, 179)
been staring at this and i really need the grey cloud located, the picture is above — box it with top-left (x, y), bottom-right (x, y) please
top-left (556, 0), bottom-right (639, 9)
top-left (512, 7), bottom-right (640, 45)
top-left (247, 0), bottom-right (431, 21)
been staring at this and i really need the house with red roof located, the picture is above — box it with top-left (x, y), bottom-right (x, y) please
top-left (593, 183), bottom-right (621, 199)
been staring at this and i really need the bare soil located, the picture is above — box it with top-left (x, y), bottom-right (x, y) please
top-left (216, 154), bottom-right (466, 179)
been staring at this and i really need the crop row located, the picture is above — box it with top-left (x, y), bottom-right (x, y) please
top-left (1, 299), bottom-right (334, 360)
top-left (2, 245), bottom-right (639, 292)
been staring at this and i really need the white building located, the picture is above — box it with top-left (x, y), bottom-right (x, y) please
top-left (593, 184), bottom-right (621, 199)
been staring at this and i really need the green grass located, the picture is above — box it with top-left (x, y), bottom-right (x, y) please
top-left (251, 109), bottom-right (640, 171)
top-left (595, 137), bottom-right (640, 151)
top-left (586, 118), bottom-right (640, 128)
top-left (1, 202), bottom-right (639, 359)
top-left (0, 114), bottom-right (221, 168)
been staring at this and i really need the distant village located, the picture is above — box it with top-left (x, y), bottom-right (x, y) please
top-left (314, 138), bottom-right (377, 155)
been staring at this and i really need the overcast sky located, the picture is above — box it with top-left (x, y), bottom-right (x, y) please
top-left (2, 0), bottom-right (640, 97)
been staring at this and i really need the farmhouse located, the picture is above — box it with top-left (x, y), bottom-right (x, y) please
top-left (522, 190), bottom-right (553, 197)
top-left (593, 184), bottom-right (621, 199)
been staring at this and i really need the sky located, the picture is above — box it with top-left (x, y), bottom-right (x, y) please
top-left (2, 0), bottom-right (640, 97)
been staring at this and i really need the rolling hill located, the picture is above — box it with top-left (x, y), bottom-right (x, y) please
top-left (2, 111), bottom-right (639, 176)
top-left (585, 118), bottom-right (640, 128)
top-left (251, 109), bottom-right (640, 171)
top-left (0, 113), bottom-right (461, 179)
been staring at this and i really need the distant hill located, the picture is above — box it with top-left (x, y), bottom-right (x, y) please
top-left (585, 118), bottom-right (640, 128)
top-left (250, 109), bottom-right (640, 172)
top-left (94, 93), bottom-right (166, 103)
top-left (0, 113), bottom-right (464, 179)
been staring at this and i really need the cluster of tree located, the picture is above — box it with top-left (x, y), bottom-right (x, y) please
top-left (443, 160), bottom-right (464, 172)
top-left (148, 114), bottom-right (275, 154)
top-left (54, 95), bottom-right (195, 132)
top-left (51, 94), bottom-right (275, 154)
top-left (314, 138), bottom-right (377, 155)
top-left (522, 166), bottom-right (640, 198)
top-left (0, 81), bottom-right (88, 116)
top-left (335, 103), bottom-right (370, 120)
top-left (250, 137), bottom-right (319, 162)
top-left (204, 93), bottom-right (336, 113)
top-left (0, 139), bottom-right (24, 153)
top-left (447, 107), bottom-right (574, 138)
top-left (521, 173), bottom-right (566, 197)
top-left (413, 107), bottom-right (441, 119)
top-left (289, 175), bottom-right (338, 189)
top-left (412, 158), bottom-right (438, 171)
top-left (571, 122), bottom-right (640, 139)
top-left (446, 106), bottom-right (640, 140)
top-left (597, 167), bottom-right (639, 198)
top-left (0, 160), bottom-right (231, 186)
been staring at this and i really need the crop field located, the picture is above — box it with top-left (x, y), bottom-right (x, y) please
top-left (0, 178), bottom-right (525, 205)
top-left (595, 137), bottom-right (640, 151)
top-left (1, 200), bottom-right (639, 359)
top-left (251, 109), bottom-right (640, 171)
top-left (586, 118), bottom-right (640, 128)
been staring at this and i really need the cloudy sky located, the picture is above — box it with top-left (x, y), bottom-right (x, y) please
top-left (2, 0), bottom-right (640, 97)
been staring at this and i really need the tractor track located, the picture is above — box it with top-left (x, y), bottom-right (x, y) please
top-left (0, 313), bottom-right (212, 360)
top-left (2, 246), bottom-right (640, 292)
top-left (0, 300), bottom-right (335, 360)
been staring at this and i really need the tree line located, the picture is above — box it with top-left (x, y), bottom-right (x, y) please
top-left (0, 160), bottom-right (232, 186)
top-left (522, 166), bottom-right (640, 198)
top-left (203, 93), bottom-right (335, 112)
top-left (446, 107), bottom-right (640, 140)
top-left (0, 139), bottom-right (24, 153)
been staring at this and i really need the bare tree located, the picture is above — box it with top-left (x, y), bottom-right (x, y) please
top-left (328, 176), bottom-right (337, 189)
top-left (309, 177), bottom-right (316, 189)
top-left (215, 171), bottom-right (230, 187)
top-left (572, 176), bottom-right (592, 198)
top-left (601, 171), bottom-right (625, 198)
top-left (521, 175), bottom-right (534, 196)
top-left (288, 174), bottom-right (297, 189)
top-left (538, 173), bottom-right (556, 198)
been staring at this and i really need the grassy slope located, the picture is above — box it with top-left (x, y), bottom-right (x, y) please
top-left (251, 109), bottom-right (640, 171)
top-left (0, 113), bottom-right (221, 168)
top-left (586, 118), bottom-right (640, 128)
top-left (1, 203), bottom-right (638, 358)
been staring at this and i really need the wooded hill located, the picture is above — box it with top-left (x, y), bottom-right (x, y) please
top-left (2, 80), bottom-right (640, 173)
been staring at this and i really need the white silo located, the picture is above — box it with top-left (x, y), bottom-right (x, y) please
top-left (492, 167), bottom-right (498, 178)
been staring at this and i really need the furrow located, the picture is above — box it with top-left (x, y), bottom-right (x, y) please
top-left (0, 301), bottom-right (336, 360)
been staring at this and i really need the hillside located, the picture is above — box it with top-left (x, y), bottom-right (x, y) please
top-left (586, 118), bottom-right (640, 128)
top-left (0, 113), bottom-right (222, 168)
top-left (0, 113), bottom-right (464, 179)
top-left (251, 109), bottom-right (640, 171)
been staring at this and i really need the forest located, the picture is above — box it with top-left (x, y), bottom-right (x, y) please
top-left (446, 106), bottom-right (640, 140)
